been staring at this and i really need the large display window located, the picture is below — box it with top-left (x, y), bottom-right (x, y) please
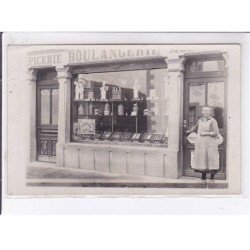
top-left (71, 69), bottom-right (169, 147)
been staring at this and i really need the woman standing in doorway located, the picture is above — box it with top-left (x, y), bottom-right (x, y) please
top-left (186, 106), bottom-right (220, 182)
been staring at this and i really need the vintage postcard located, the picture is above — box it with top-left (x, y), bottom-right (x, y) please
top-left (3, 33), bottom-right (241, 196)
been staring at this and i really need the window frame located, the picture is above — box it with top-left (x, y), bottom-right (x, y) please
top-left (69, 57), bottom-right (169, 147)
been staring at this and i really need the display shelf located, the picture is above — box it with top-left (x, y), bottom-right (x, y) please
top-left (77, 113), bottom-right (155, 117)
top-left (78, 114), bottom-right (112, 117)
top-left (72, 139), bottom-right (168, 148)
top-left (77, 112), bottom-right (167, 117)
top-left (74, 99), bottom-right (147, 103)
top-left (72, 132), bottom-right (168, 147)
top-left (74, 99), bottom-right (109, 102)
top-left (145, 99), bottom-right (164, 101)
top-left (72, 79), bottom-right (168, 144)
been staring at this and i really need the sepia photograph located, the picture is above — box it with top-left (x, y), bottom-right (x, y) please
top-left (1, 0), bottom-right (250, 248)
top-left (3, 33), bottom-right (241, 196)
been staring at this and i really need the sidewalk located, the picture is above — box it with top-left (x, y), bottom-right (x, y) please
top-left (27, 162), bottom-right (228, 189)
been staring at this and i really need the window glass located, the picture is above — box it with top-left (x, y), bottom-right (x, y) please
top-left (188, 84), bottom-right (205, 127)
top-left (40, 89), bottom-right (50, 124)
top-left (207, 82), bottom-right (224, 108)
top-left (51, 89), bottom-right (59, 124)
top-left (207, 82), bottom-right (224, 129)
top-left (71, 69), bottom-right (169, 147)
top-left (189, 84), bottom-right (205, 106)
top-left (189, 60), bottom-right (225, 72)
top-left (202, 61), bottom-right (219, 71)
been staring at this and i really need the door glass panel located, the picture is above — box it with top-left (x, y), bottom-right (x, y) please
top-left (188, 84), bottom-right (205, 127)
top-left (51, 89), bottom-right (59, 124)
top-left (207, 82), bottom-right (224, 108)
top-left (207, 82), bottom-right (224, 129)
top-left (40, 89), bottom-right (50, 124)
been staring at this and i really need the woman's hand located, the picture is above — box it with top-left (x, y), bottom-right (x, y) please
top-left (200, 132), bottom-right (208, 136)
top-left (200, 131), bottom-right (214, 136)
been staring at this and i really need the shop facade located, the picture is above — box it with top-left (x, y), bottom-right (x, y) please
top-left (24, 45), bottom-right (232, 180)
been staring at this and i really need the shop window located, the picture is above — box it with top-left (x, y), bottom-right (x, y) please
top-left (71, 69), bottom-right (169, 147)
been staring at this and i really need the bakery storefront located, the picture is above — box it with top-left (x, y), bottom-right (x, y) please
top-left (26, 45), bottom-right (232, 180)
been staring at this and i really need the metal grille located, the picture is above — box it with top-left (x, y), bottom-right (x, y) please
top-left (51, 140), bottom-right (57, 156)
top-left (40, 140), bottom-right (49, 155)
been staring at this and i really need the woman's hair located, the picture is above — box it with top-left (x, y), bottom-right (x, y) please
top-left (201, 105), bottom-right (212, 111)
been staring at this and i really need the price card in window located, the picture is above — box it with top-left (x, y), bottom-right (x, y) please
top-left (78, 119), bottom-right (95, 135)
top-left (141, 133), bottom-right (153, 142)
top-left (131, 133), bottom-right (143, 141)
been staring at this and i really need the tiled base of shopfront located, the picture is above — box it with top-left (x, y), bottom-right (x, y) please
top-left (26, 162), bottom-right (228, 189)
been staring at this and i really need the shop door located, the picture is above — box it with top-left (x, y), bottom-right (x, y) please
top-left (37, 83), bottom-right (59, 162)
top-left (183, 77), bottom-right (227, 179)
